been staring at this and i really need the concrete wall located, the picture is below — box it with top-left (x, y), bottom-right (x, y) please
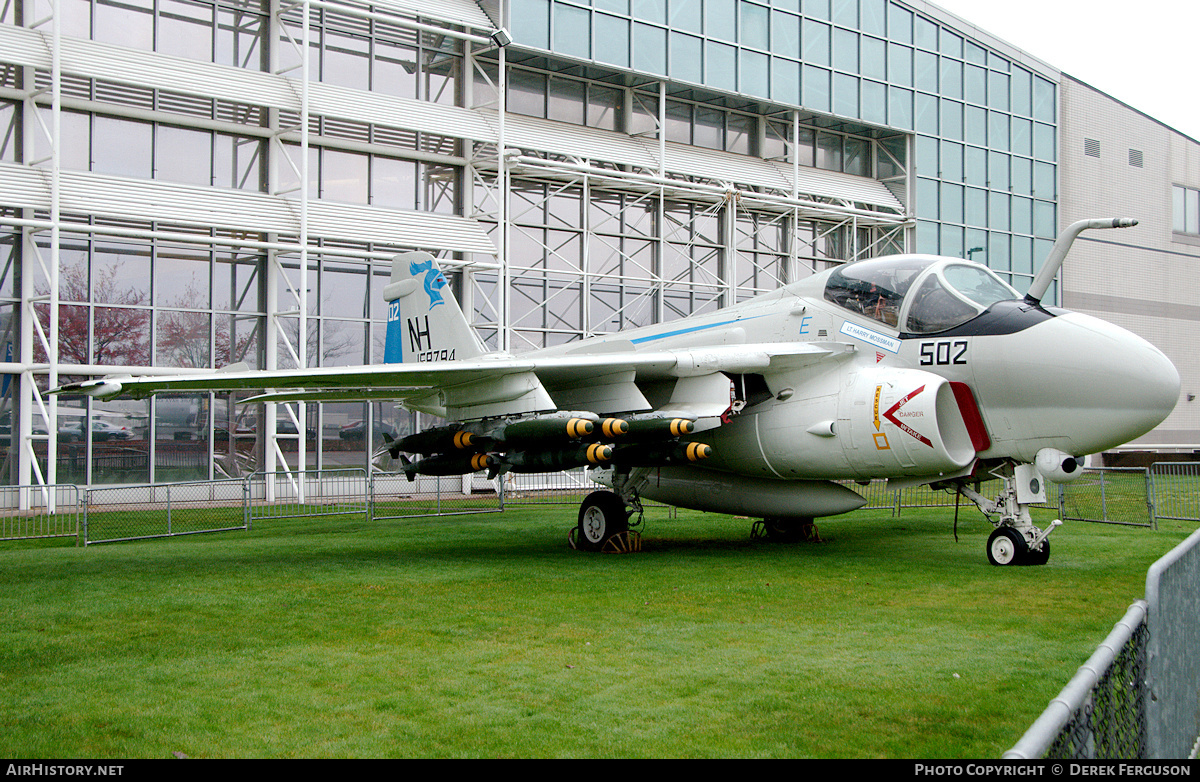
top-left (1059, 77), bottom-right (1200, 451)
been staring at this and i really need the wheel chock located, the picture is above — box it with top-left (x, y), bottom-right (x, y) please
top-left (601, 530), bottom-right (641, 553)
top-left (568, 527), bottom-right (642, 552)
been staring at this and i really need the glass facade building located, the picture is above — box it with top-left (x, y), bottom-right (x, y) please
top-left (509, 0), bottom-right (1061, 287)
top-left (0, 0), bottom-right (1191, 492)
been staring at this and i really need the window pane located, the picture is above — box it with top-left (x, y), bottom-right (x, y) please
top-left (834, 28), bottom-right (858, 73)
top-left (158, 0), bottom-right (214, 64)
top-left (861, 36), bottom-right (886, 81)
top-left (739, 0), bottom-right (768, 49)
top-left (157, 311), bottom-right (211, 368)
top-left (633, 22), bottom-right (666, 74)
top-left (707, 41), bottom-right (737, 93)
top-left (322, 30), bottom-right (369, 90)
top-left (889, 43), bottom-right (912, 87)
top-left (320, 149), bottom-right (369, 205)
top-left (370, 157), bottom-right (416, 210)
top-left (671, 32), bottom-right (703, 84)
top-left (94, 0), bottom-right (153, 50)
top-left (816, 132), bottom-right (842, 171)
top-left (155, 248), bottom-right (211, 308)
top-left (92, 117), bottom-right (153, 179)
top-left (595, 13), bottom-right (630, 67)
top-left (588, 85), bottom-right (623, 131)
top-left (861, 80), bottom-right (885, 125)
top-left (1174, 185), bottom-right (1186, 232)
top-left (548, 77), bottom-right (586, 124)
top-left (553, 2), bottom-right (591, 60)
top-left (844, 137), bottom-right (869, 176)
top-left (740, 50), bottom-right (769, 98)
top-left (772, 57), bottom-right (800, 106)
top-left (802, 19), bottom-right (830, 67)
top-left (726, 113), bottom-right (753, 154)
top-left (512, 0), bottom-right (550, 49)
top-left (156, 125), bottom-right (212, 187)
top-left (771, 9), bottom-right (799, 59)
top-left (803, 66), bottom-right (830, 114)
top-left (706, 0), bottom-right (736, 42)
top-left (834, 73), bottom-right (858, 119)
top-left (888, 86), bottom-right (912, 130)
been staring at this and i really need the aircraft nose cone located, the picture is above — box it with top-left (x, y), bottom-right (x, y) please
top-left (1049, 313), bottom-right (1179, 450)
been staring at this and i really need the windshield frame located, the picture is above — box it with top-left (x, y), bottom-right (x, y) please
top-left (899, 261), bottom-right (1020, 335)
top-left (822, 255), bottom-right (1020, 335)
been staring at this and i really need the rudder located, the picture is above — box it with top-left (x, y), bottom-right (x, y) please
top-left (382, 252), bottom-right (485, 364)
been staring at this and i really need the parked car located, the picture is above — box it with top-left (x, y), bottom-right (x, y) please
top-left (59, 419), bottom-right (134, 442)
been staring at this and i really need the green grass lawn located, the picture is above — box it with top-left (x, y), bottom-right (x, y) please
top-left (0, 503), bottom-right (1192, 759)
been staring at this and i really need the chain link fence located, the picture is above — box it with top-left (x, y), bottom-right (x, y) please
top-left (1043, 607), bottom-right (1150, 759)
top-left (1007, 527), bottom-right (1200, 759)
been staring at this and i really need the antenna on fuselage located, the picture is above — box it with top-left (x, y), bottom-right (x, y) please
top-left (1024, 218), bottom-right (1138, 305)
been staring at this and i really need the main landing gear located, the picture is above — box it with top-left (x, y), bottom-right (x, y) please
top-left (570, 490), bottom-right (641, 552)
top-left (751, 517), bottom-right (821, 543)
top-left (958, 466), bottom-right (1061, 566)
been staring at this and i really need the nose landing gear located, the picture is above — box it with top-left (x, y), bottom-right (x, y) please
top-left (959, 465), bottom-right (1062, 566)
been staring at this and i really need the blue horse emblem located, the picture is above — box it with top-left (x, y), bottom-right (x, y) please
top-left (410, 258), bottom-right (447, 310)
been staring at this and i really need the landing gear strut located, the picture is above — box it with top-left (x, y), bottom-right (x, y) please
top-left (959, 465), bottom-right (1061, 566)
top-left (752, 517), bottom-right (821, 543)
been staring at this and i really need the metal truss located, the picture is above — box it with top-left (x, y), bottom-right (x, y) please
top-left (465, 93), bottom-right (912, 350)
top-left (0, 0), bottom-right (505, 502)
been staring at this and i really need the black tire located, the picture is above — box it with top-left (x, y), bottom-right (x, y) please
top-left (1025, 538), bottom-right (1050, 566)
top-left (576, 491), bottom-right (629, 552)
top-left (987, 527), bottom-right (1028, 566)
top-left (763, 517), bottom-right (807, 543)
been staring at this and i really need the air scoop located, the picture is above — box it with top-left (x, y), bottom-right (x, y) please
top-left (1025, 218), bottom-right (1137, 305)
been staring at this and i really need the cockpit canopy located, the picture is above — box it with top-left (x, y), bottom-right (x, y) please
top-left (823, 256), bottom-right (1020, 334)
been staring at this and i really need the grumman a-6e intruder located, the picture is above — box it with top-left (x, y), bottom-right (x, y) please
top-left (55, 218), bottom-right (1179, 565)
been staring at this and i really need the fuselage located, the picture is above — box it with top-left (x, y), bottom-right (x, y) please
top-left (535, 255), bottom-right (1180, 481)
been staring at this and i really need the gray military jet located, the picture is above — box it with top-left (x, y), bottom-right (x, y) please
top-left (56, 218), bottom-right (1179, 565)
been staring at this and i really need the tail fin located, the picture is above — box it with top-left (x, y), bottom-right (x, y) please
top-left (383, 252), bottom-right (485, 364)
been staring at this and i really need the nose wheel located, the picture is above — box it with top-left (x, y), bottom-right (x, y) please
top-left (958, 467), bottom-right (1060, 566)
top-left (987, 527), bottom-right (1027, 566)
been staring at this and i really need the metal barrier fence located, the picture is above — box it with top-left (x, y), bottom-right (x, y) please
top-left (5, 461), bottom-right (1196, 547)
top-left (0, 485), bottom-right (84, 543)
top-left (1145, 526), bottom-right (1200, 758)
top-left (1006, 527), bottom-right (1200, 759)
top-left (1150, 462), bottom-right (1200, 523)
top-left (244, 469), bottom-right (370, 525)
top-left (85, 479), bottom-right (246, 545)
top-left (1059, 467), bottom-right (1155, 528)
top-left (843, 477), bottom-right (1059, 516)
top-left (371, 472), bottom-right (503, 520)
top-left (499, 469), bottom-right (606, 505)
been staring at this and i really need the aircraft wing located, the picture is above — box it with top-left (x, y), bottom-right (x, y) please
top-left (51, 341), bottom-right (850, 420)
